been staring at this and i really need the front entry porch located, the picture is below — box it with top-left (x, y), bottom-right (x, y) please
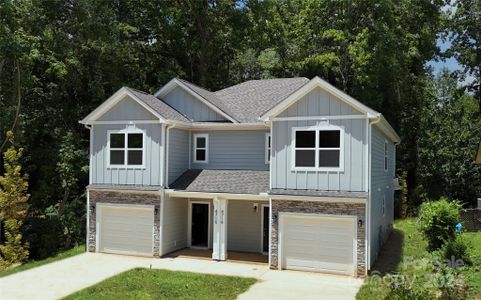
top-left (166, 248), bottom-right (268, 264)
top-left (162, 195), bottom-right (270, 263)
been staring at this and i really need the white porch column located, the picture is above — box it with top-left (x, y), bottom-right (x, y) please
top-left (212, 197), bottom-right (228, 260)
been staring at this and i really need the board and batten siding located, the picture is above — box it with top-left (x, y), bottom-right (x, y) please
top-left (162, 86), bottom-right (227, 122)
top-left (190, 130), bottom-right (269, 170)
top-left (91, 123), bottom-right (163, 186)
top-left (97, 96), bottom-right (158, 121)
top-left (369, 126), bottom-right (395, 267)
top-left (161, 196), bottom-right (188, 255)
top-left (168, 128), bottom-right (190, 184)
top-left (227, 200), bottom-right (268, 253)
top-left (271, 87), bottom-right (367, 191)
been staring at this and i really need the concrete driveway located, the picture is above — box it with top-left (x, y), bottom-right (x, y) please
top-left (0, 253), bottom-right (363, 300)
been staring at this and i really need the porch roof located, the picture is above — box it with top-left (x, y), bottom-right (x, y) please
top-left (169, 169), bottom-right (270, 195)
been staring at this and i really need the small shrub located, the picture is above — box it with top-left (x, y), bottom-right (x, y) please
top-left (440, 236), bottom-right (471, 266)
top-left (386, 277), bottom-right (434, 300)
top-left (418, 198), bottom-right (462, 251)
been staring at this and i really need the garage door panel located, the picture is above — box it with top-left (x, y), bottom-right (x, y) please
top-left (99, 205), bottom-right (154, 256)
top-left (283, 215), bottom-right (355, 276)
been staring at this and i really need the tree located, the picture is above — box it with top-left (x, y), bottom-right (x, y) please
top-left (448, 0), bottom-right (481, 112)
top-left (0, 131), bottom-right (29, 269)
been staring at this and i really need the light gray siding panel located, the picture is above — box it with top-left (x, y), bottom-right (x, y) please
top-left (369, 126), bottom-right (395, 267)
top-left (168, 129), bottom-right (189, 184)
top-left (162, 197), bottom-right (188, 255)
top-left (162, 86), bottom-right (226, 122)
top-left (271, 86), bottom-right (367, 191)
top-left (98, 96), bottom-right (157, 121)
top-left (227, 200), bottom-right (268, 253)
top-left (278, 87), bottom-right (363, 117)
top-left (191, 130), bottom-right (269, 170)
top-left (91, 123), bottom-right (162, 186)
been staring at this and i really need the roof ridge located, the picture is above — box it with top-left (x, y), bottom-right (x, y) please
top-left (214, 77), bottom-right (309, 93)
top-left (177, 78), bottom-right (214, 93)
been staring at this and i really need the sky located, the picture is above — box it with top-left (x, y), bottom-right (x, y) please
top-left (427, 39), bottom-right (463, 73)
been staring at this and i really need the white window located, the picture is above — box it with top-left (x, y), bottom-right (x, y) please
top-left (384, 141), bottom-right (388, 172)
top-left (292, 125), bottom-right (344, 171)
top-left (265, 133), bottom-right (271, 164)
top-left (108, 130), bottom-right (145, 168)
top-left (193, 134), bottom-right (208, 163)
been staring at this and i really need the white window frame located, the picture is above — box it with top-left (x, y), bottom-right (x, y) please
top-left (107, 129), bottom-right (146, 169)
top-left (265, 133), bottom-right (271, 164)
top-left (291, 124), bottom-right (344, 172)
top-left (193, 133), bottom-right (209, 163)
top-left (384, 140), bottom-right (388, 172)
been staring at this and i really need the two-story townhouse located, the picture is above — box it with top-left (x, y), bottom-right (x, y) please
top-left (80, 76), bottom-right (400, 277)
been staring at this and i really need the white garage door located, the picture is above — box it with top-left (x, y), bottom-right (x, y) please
top-left (99, 205), bottom-right (154, 256)
top-left (282, 215), bottom-right (355, 275)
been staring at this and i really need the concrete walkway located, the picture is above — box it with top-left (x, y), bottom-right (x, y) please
top-left (0, 253), bottom-right (363, 300)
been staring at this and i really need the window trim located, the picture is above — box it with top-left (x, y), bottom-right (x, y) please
top-left (384, 140), bottom-right (389, 172)
top-left (291, 125), bottom-right (344, 172)
top-left (265, 133), bottom-right (271, 164)
top-left (107, 129), bottom-right (146, 169)
top-left (193, 133), bottom-right (209, 163)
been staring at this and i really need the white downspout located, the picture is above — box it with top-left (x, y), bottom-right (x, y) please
top-left (165, 123), bottom-right (176, 187)
top-left (84, 124), bottom-right (92, 251)
top-left (366, 115), bottom-right (381, 271)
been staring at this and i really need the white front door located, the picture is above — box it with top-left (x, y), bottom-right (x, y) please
top-left (281, 214), bottom-right (356, 276)
top-left (98, 205), bottom-right (154, 256)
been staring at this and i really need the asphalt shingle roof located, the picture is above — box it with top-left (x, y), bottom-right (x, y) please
top-left (127, 88), bottom-right (191, 123)
top-left (170, 169), bottom-right (270, 195)
top-left (214, 78), bottom-right (309, 122)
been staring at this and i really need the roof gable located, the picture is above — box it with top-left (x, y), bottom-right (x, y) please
top-left (80, 87), bottom-right (190, 124)
top-left (260, 76), bottom-right (380, 120)
top-left (154, 78), bottom-right (238, 123)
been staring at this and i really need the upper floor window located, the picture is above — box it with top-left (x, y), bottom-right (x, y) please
top-left (292, 126), bottom-right (343, 171)
top-left (265, 133), bottom-right (271, 164)
top-left (384, 141), bottom-right (388, 172)
top-left (108, 130), bottom-right (144, 168)
top-left (194, 133), bottom-right (208, 163)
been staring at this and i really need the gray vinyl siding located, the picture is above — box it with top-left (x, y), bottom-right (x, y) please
top-left (162, 86), bottom-right (227, 122)
top-left (91, 123), bottom-right (162, 186)
top-left (369, 125), bottom-right (395, 267)
top-left (168, 129), bottom-right (189, 184)
top-left (162, 196), bottom-right (188, 255)
top-left (271, 87), bottom-right (367, 191)
top-left (191, 130), bottom-right (269, 170)
top-left (98, 96), bottom-right (158, 121)
top-left (227, 200), bottom-right (268, 253)
top-left (278, 87), bottom-right (363, 117)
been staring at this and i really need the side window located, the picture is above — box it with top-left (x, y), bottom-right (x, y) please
top-left (194, 134), bottom-right (208, 163)
top-left (265, 133), bottom-right (271, 164)
top-left (382, 194), bottom-right (386, 216)
top-left (384, 141), bottom-right (388, 172)
top-left (108, 131), bottom-right (144, 168)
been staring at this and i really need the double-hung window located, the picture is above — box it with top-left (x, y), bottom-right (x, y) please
top-left (108, 131), bottom-right (144, 168)
top-left (194, 134), bottom-right (208, 163)
top-left (293, 126), bottom-right (343, 171)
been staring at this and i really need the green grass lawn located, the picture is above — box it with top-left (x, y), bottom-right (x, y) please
top-left (64, 268), bottom-right (257, 300)
top-left (0, 244), bottom-right (85, 278)
top-left (356, 218), bottom-right (481, 300)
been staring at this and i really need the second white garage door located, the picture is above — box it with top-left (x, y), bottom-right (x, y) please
top-left (281, 214), bottom-right (355, 276)
top-left (98, 205), bottom-right (154, 256)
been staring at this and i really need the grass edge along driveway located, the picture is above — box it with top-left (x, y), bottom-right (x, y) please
top-left (64, 268), bottom-right (257, 300)
top-left (0, 244), bottom-right (85, 278)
